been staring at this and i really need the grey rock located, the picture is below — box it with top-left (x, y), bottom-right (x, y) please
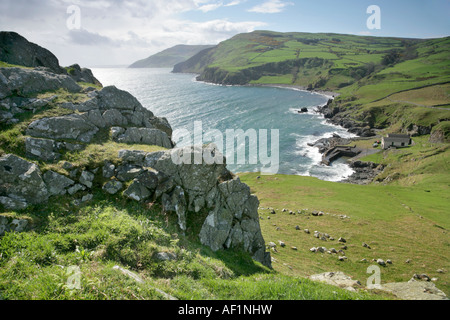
top-left (79, 170), bottom-right (95, 188)
top-left (102, 179), bottom-right (123, 195)
top-left (81, 194), bottom-right (93, 202)
top-left (123, 179), bottom-right (151, 202)
top-left (380, 281), bottom-right (448, 300)
top-left (102, 109), bottom-right (128, 127)
top-left (115, 127), bottom-right (172, 149)
top-left (25, 137), bottom-right (60, 162)
top-left (0, 154), bottom-right (49, 209)
top-left (26, 114), bottom-right (99, 143)
top-left (66, 64), bottom-right (102, 86)
top-left (116, 164), bottom-right (143, 182)
top-left (97, 85), bottom-right (146, 112)
top-left (309, 272), bottom-right (361, 292)
top-left (67, 184), bottom-right (85, 195)
top-left (118, 149), bottom-right (147, 164)
top-left (43, 170), bottom-right (75, 196)
top-left (162, 186), bottom-right (187, 231)
top-left (155, 252), bottom-right (177, 261)
top-left (1, 67), bottom-right (80, 97)
top-left (102, 162), bottom-right (116, 179)
top-left (0, 215), bottom-right (29, 236)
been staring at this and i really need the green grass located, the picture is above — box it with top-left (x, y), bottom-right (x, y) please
top-left (238, 172), bottom-right (450, 296)
top-left (0, 190), bottom-right (383, 300)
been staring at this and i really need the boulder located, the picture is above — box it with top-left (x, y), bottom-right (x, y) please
top-left (0, 154), bottom-right (49, 209)
top-left (309, 272), bottom-right (362, 292)
top-left (102, 179), bottom-right (123, 195)
top-left (66, 64), bottom-right (102, 86)
top-left (25, 137), bottom-right (60, 162)
top-left (79, 170), bottom-right (95, 188)
top-left (380, 281), bottom-right (448, 300)
top-left (123, 179), bottom-right (152, 201)
top-left (42, 170), bottom-right (75, 196)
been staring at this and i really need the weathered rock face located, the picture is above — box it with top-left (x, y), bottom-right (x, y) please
top-left (114, 145), bottom-right (271, 268)
top-left (26, 113), bottom-right (100, 143)
top-left (0, 154), bottom-right (49, 210)
top-left (0, 31), bottom-right (65, 74)
top-left (0, 67), bottom-right (81, 97)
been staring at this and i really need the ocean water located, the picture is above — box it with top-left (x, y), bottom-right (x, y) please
top-left (91, 68), bottom-right (355, 181)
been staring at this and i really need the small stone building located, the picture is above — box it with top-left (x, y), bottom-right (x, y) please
top-left (382, 134), bottom-right (411, 149)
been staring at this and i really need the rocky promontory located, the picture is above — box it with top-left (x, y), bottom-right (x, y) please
top-left (0, 32), bottom-right (271, 268)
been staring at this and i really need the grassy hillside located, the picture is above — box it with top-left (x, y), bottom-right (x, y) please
top-left (129, 45), bottom-right (215, 68)
top-left (239, 172), bottom-right (450, 296)
top-left (175, 30), bottom-right (450, 133)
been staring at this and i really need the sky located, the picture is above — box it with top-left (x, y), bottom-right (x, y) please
top-left (0, 0), bottom-right (449, 67)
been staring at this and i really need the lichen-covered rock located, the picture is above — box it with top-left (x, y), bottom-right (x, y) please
top-left (42, 170), bottom-right (75, 196)
top-left (113, 127), bottom-right (173, 148)
top-left (26, 114), bottom-right (99, 143)
top-left (0, 154), bottom-right (48, 209)
top-left (0, 67), bottom-right (81, 97)
top-left (25, 137), bottom-right (60, 162)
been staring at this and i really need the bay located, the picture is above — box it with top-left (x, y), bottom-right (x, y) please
top-left (92, 68), bottom-right (355, 181)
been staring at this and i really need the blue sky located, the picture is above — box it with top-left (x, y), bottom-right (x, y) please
top-left (0, 0), bottom-right (448, 66)
top-left (184, 0), bottom-right (450, 38)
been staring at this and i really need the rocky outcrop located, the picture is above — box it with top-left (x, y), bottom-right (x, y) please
top-left (342, 161), bottom-right (384, 185)
top-left (114, 145), bottom-right (271, 267)
top-left (0, 31), bottom-right (100, 86)
top-left (0, 31), bottom-right (65, 74)
top-left (66, 64), bottom-right (102, 87)
top-left (21, 85), bottom-right (174, 161)
top-left (316, 102), bottom-right (376, 138)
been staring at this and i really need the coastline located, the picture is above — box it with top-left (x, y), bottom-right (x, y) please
top-left (244, 83), bottom-right (340, 101)
top-left (190, 76), bottom-right (377, 184)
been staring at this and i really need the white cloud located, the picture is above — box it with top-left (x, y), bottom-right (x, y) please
top-left (248, 0), bottom-right (293, 14)
top-left (0, 0), bottom-right (264, 66)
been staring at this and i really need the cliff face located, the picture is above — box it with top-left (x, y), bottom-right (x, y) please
top-left (0, 31), bottom-right (271, 268)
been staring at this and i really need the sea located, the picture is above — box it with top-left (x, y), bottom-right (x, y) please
top-left (91, 68), bottom-right (355, 181)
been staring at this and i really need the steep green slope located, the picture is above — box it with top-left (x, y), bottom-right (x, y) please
top-left (174, 30), bottom-right (450, 139)
top-left (129, 44), bottom-right (215, 68)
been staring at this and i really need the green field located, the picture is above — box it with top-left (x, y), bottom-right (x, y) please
top-left (239, 172), bottom-right (450, 296)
